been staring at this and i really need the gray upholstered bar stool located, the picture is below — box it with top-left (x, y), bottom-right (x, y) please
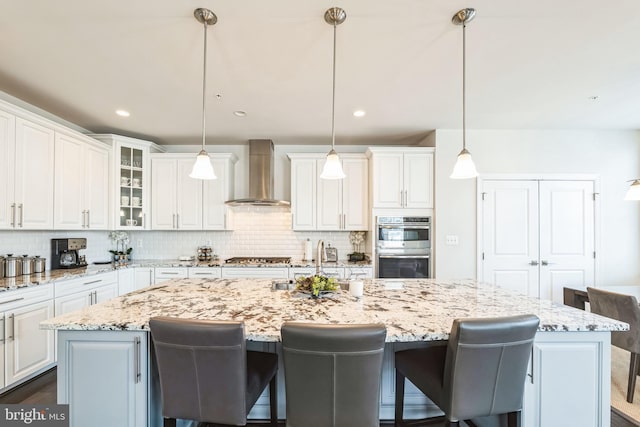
top-left (281, 322), bottom-right (387, 427)
top-left (587, 287), bottom-right (640, 403)
top-left (395, 314), bottom-right (539, 427)
top-left (149, 317), bottom-right (278, 427)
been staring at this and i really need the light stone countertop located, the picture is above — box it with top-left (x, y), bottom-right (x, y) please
top-left (0, 259), bottom-right (372, 291)
top-left (40, 278), bottom-right (628, 342)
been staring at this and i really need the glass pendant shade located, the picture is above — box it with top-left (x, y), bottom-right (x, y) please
top-left (450, 148), bottom-right (478, 179)
top-left (189, 150), bottom-right (217, 180)
top-left (625, 180), bottom-right (640, 200)
top-left (320, 149), bottom-right (346, 179)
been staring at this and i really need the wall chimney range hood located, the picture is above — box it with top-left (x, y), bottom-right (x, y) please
top-left (225, 139), bottom-right (290, 207)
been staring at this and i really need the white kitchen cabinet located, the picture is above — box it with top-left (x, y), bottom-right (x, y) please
top-left (288, 266), bottom-right (373, 280)
top-left (188, 267), bottom-right (222, 279)
top-left (289, 156), bottom-right (316, 230)
top-left (154, 267), bottom-right (188, 283)
top-left (91, 134), bottom-right (165, 230)
top-left (222, 268), bottom-right (289, 279)
top-left (54, 131), bottom-right (110, 230)
top-left (289, 153), bottom-right (368, 231)
top-left (0, 109), bottom-right (55, 230)
top-left (0, 284), bottom-right (55, 391)
top-left (57, 330), bottom-right (148, 427)
top-left (152, 154), bottom-right (236, 231)
top-left (317, 155), bottom-right (369, 231)
top-left (344, 266), bottom-right (374, 279)
top-left (54, 271), bottom-right (119, 315)
top-left (118, 268), bottom-right (136, 295)
top-left (151, 155), bottom-right (202, 230)
top-left (367, 147), bottom-right (434, 210)
top-left (203, 154), bottom-right (237, 230)
top-left (135, 267), bottom-right (154, 289)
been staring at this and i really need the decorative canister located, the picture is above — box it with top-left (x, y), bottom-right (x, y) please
top-left (0, 256), bottom-right (5, 278)
top-left (20, 255), bottom-right (33, 275)
top-left (33, 256), bottom-right (46, 273)
top-left (5, 255), bottom-right (22, 278)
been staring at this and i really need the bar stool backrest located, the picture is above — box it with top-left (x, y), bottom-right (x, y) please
top-left (444, 314), bottom-right (539, 421)
top-left (281, 323), bottom-right (387, 427)
top-left (149, 317), bottom-right (247, 425)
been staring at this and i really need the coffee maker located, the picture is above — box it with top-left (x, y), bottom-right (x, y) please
top-left (51, 238), bottom-right (88, 269)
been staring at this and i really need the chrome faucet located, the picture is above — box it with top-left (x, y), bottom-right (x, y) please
top-left (316, 240), bottom-right (325, 275)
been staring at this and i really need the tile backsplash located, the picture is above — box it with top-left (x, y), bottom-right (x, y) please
top-left (0, 207), bottom-right (368, 268)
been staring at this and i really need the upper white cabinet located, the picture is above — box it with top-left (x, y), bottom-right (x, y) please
top-left (151, 153), bottom-right (237, 231)
top-left (203, 155), bottom-right (237, 230)
top-left (54, 131), bottom-right (110, 230)
top-left (289, 153), bottom-right (369, 231)
top-left (0, 106), bottom-right (55, 230)
top-left (90, 134), bottom-right (164, 230)
top-left (366, 147), bottom-right (434, 210)
top-left (151, 155), bottom-right (202, 230)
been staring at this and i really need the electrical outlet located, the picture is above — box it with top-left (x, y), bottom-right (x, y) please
top-left (137, 239), bottom-right (143, 248)
top-left (445, 235), bottom-right (459, 246)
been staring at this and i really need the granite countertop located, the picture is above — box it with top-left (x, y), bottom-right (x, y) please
top-left (0, 259), bottom-right (372, 291)
top-left (41, 278), bottom-right (628, 342)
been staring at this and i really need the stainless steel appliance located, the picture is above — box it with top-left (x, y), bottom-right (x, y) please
top-left (51, 238), bottom-right (88, 270)
top-left (376, 216), bottom-right (431, 278)
top-left (4, 255), bottom-right (21, 278)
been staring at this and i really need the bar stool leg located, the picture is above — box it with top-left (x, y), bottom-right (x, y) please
top-left (507, 411), bottom-right (521, 427)
top-left (163, 418), bottom-right (176, 427)
top-left (395, 370), bottom-right (405, 426)
top-left (269, 375), bottom-right (278, 427)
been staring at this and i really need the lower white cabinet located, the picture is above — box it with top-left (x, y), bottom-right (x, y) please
top-left (0, 284), bottom-right (55, 391)
top-left (57, 330), bottom-right (148, 427)
top-left (54, 271), bottom-right (119, 315)
top-left (154, 268), bottom-right (187, 283)
top-left (135, 267), bottom-right (154, 289)
top-left (222, 267), bottom-right (289, 279)
top-left (187, 267), bottom-right (221, 279)
top-left (118, 268), bottom-right (136, 295)
top-left (289, 266), bottom-right (373, 280)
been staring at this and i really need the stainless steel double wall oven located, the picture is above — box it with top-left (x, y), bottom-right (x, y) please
top-left (376, 216), bottom-right (431, 278)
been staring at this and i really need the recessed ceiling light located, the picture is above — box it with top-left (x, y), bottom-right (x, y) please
top-left (588, 96), bottom-right (599, 101)
top-left (233, 111), bottom-right (247, 117)
top-left (115, 109), bottom-right (130, 117)
top-left (353, 110), bottom-right (366, 117)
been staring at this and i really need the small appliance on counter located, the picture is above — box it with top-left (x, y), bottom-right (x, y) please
top-left (325, 245), bottom-right (338, 263)
top-left (51, 238), bottom-right (88, 270)
top-left (197, 246), bottom-right (213, 262)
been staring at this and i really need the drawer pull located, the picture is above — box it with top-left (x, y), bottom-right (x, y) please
top-left (161, 272), bottom-right (179, 275)
top-left (83, 280), bottom-right (102, 285)
top-left (0, 297), bottom-right (25, 305)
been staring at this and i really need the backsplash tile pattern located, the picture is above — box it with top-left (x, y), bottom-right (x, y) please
top-left (0, 207), bottom-right (366, 268)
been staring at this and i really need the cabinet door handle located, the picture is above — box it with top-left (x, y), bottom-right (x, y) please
top-left (88, 293), bottom-right (93, 305)
top-left (529, 261), bottom-right (539, 266)
top-left (10, 203), bottom-right (15, 227)
top-left (8, 314), bottom-right (15, 340)
top-left (0, 297), bottom-right (25, 305)
top-left (142, 213), bottom-right (146, 228)
top-left (176, 214), bottom-right (180, 229)
top-left (541, 260), bottom-right (555, 266)
top-left (134, 336), bottom-right (141, 383)
top-left (404, 190), bottom-right (408, 207)
top-left (18, 204), bottom-right (23, 227)
top-left (172, 214), bottom-right (176, 229)
top-left (0, 317), bottom-right (4, 343)
top-left (86, 210), bottom-right (90, 228)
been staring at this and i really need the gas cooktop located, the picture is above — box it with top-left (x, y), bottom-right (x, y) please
top-left (224, 257), bottom-right (291, 265)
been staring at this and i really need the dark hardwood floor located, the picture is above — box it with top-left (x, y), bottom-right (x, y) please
top-left (0, 368), bottom-right (636, 427)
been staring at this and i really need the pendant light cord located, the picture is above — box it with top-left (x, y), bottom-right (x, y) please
top-left (331, 22), bottom-right (337, 151)
top-left (462, 20), bottom-right (466, 151)
top-left (201, 20), bottom-right (208, 152)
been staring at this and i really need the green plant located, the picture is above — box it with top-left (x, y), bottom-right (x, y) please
top-left (295, 275), bottom-right (339, 297)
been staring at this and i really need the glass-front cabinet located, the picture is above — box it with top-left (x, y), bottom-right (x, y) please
top-left (89, 134), bottom-right (164, 230)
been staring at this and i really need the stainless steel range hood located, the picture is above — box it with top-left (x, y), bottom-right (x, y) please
top-left (225, 139), bottom-right (290, 207)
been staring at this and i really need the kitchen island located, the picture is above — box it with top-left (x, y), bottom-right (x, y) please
top-left (42, 278), bottom-right (626, 427)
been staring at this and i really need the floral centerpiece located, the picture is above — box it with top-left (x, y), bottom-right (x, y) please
top-left (295, 275), bottom-right (339, 298)
top-left (109, 231), bottom-right (132, 265)
top-left (348, 231), bottom-right (366, 261)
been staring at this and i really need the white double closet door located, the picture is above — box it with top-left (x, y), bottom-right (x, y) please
top-left (480, 179), bottom-right (596, 303)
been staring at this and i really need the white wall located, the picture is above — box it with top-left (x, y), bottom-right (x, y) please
top-left (434, 129), bottom-right (640, 285)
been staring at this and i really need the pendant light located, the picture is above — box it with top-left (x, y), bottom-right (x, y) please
top-left (320, 7), bottom-right (347, 180)
top-left (450, 8), bottom-right (479, 180)
top-left (189, 8), bottom-right (217, 180)
top-left (625, 179), bottom-right (640, 200)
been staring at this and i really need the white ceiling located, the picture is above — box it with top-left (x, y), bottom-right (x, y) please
top-left (1, 0), bottom-right (640, 146)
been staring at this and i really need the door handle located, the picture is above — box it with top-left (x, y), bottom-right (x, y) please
top-left (529, 261), bottom-right (539, 266)
top-left (134, 336), bottom-right (141, 383)
top-left (541, 260), bottom-right (555, 266)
